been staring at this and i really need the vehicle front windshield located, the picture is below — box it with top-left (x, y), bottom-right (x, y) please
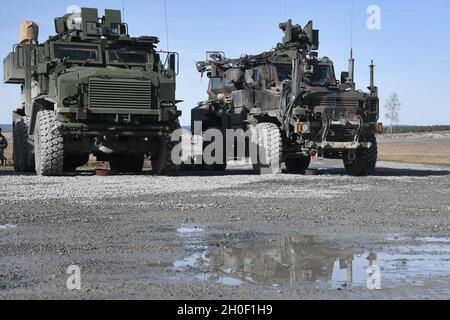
top-left (54, 44), bottom-right (99, 62)
top-left (303, 65), bottom-right (332, 85)
top-left (108, 49), bottom-right (149, 65)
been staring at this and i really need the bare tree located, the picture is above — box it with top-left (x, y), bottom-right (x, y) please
top-left (384, 93), bottom-right (402, 136)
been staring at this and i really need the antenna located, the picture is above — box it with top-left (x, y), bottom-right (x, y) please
top-left (347, 0), bottom-right (355, 89)
top-left (284, 0), bottom-right (287, 20)
top-left (350, 0), bottom-right (354, 49)
top-left (164, 0), bottom-right (170, 51)
top-left (122, 0), bottom-right (125, 21)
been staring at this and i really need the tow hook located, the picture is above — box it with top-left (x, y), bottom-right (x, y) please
top-left (347, 150), bottom-right (356, 161)
top-left (94, 137), bottom-right (114, 154)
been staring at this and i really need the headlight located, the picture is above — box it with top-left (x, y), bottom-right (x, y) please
top-left (62, 98), bottom-right (79, 107)
top-left (160, 101), bottom-right (175, 108)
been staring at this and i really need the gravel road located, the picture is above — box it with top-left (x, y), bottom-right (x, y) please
top-left (0, 160), bottom-right (449, 300)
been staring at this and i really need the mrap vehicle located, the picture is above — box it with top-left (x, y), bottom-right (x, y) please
top-left (3, 7), bottom-right (181, 176)
top-left (192, 20), bottom-right (381, 175)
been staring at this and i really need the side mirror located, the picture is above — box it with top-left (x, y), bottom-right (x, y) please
top-left (311, 30), bottom-right (319, 50)
top-left (169, 53), bottom-right (176, 73)
top-left (341, 71), bottom-right (349, 84)
top-left (55, 17), bottom-right (67, 34)
top-left (119, 24), bottom-right (127, 35)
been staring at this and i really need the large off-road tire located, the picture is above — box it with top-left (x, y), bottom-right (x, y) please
top-left (201, 135), bottom-right (227, 172)
top-left (344, 131), bottom-right (377, 176)
top-left (109, 154), bottom-right (145, 174)
top-left (34, 111), bottom-right (64, 176)
top-left (150, 135), bottom-right (179, 176)
top-left (13, 116), bottom-right (35, 172)
top-left (184, 127), bottom-right (227, 172)
top-left (252, 123), bottom-right (282, 174)
top-left (285, 155), bottom-right (311, 173)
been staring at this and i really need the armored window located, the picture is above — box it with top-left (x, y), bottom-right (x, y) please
top-left (253, 68), bottom-right (262, 82)
top-left (275, 64), bottom-right (292, 81)
top-left (210, 78), bottom-right (222, 91)
top-left (53, 44), bottom-right (100, 63)
top-left (306, 65), bottom-right (331, 85)
top-left (107, 49), bottom-right (149, 65)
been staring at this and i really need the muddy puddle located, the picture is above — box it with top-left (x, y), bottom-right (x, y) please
top-left (172, 227), bottom-right (450, 289)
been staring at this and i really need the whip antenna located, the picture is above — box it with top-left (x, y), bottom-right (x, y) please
top-left (350, 0), bottom-right (354, 49)
top-left (122, 0), bottom-right (125, 21)
top-left (164, 0), bottom-right (170, 51)
top-left (348, 0), bottom-right (355, 89)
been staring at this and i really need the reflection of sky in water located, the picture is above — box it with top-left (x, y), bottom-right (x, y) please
top-left (177, 226), bottom-right (204, 236)
top-left (0, 224), bottom-right (17, 230)
top-left (174, 233), bottom-right (450, 288)
top-left (173, 251), bottom-right (208, 269)
top-left (331, 255), bottom-right (369, 286)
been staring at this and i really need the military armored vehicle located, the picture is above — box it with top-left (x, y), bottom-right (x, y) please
top-left (192, 20), bottom-right (380, 175)
top-left (3, 8), bottom-right (181, 176)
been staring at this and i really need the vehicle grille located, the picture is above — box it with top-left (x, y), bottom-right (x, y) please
top-left (89, 78), bottom-right (152, 109)
top-left (313, 96), bottom-right (360, 109)
top-left (327, 125), bottom-right (358, 142)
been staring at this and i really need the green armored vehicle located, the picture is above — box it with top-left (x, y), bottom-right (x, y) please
top-left (192, 20), bottom-right (380, 175)
top-left (3, 8), bottom-right (181, 176)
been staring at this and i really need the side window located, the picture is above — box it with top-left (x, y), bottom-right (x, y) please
top-left (253, 68), bottom-right (262, 82)
top-left (276, 64), bottom-right (292, 81)
top-left (210, 78), bottom-right (222, 91)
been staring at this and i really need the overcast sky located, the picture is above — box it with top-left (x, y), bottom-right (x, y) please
top-left (1, 0), bottom-right (449, 126)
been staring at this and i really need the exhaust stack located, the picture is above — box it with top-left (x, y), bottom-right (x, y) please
top-left (368, 60), bottom-right (378, 96)
top-left (348, 49), bottom-right (355, 89)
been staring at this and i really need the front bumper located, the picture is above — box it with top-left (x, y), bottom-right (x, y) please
top-left (311, 115), bottom-right (373, 150)
top-left (316, 140), bottom-right (373, 150)
top-left (57, 122), bottom-right (174, 137)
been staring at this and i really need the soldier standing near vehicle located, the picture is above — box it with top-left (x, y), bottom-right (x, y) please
top-left (0, 128), bottom-right (8, 166)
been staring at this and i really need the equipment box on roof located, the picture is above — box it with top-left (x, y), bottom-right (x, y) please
top-left (3, 50), bottom-right (25, 84)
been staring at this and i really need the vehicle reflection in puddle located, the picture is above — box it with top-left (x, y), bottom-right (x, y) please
top-left (174, 234), bottom-right (450, 288)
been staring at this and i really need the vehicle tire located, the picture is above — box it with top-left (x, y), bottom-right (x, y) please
top-left (34, 111), bottom-right (64, 176)
top-left (252, 123), bottom-right (282, 174)
top-left (151, 135), bottom-right (179, 176)
top-left (109, 153), bottom-right (145, 174)
top-left (285, 155), bottom-right (311, 173)
top-left (202, 137), bottom-right (227, 172)
top-left (13, 116), bottom-right (35, 172)
top-left (344, 131), bottom-right (377, 176)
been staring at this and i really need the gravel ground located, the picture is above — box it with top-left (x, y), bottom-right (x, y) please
top-left (0, 160), bottom-right (450, 300)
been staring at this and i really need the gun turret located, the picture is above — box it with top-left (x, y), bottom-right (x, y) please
top-left (54, 7), bottom-right (128, 39)
top-left (348, 49), bottom-right (355, 89)
top-left (279, 19), bottom-right (319, 50)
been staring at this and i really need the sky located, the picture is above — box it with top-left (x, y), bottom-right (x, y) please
top-left (0, 0), bottom-right (449, 126)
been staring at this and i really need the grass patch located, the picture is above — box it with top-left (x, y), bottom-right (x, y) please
top-left (378, 140), bottom-right (450, 166)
